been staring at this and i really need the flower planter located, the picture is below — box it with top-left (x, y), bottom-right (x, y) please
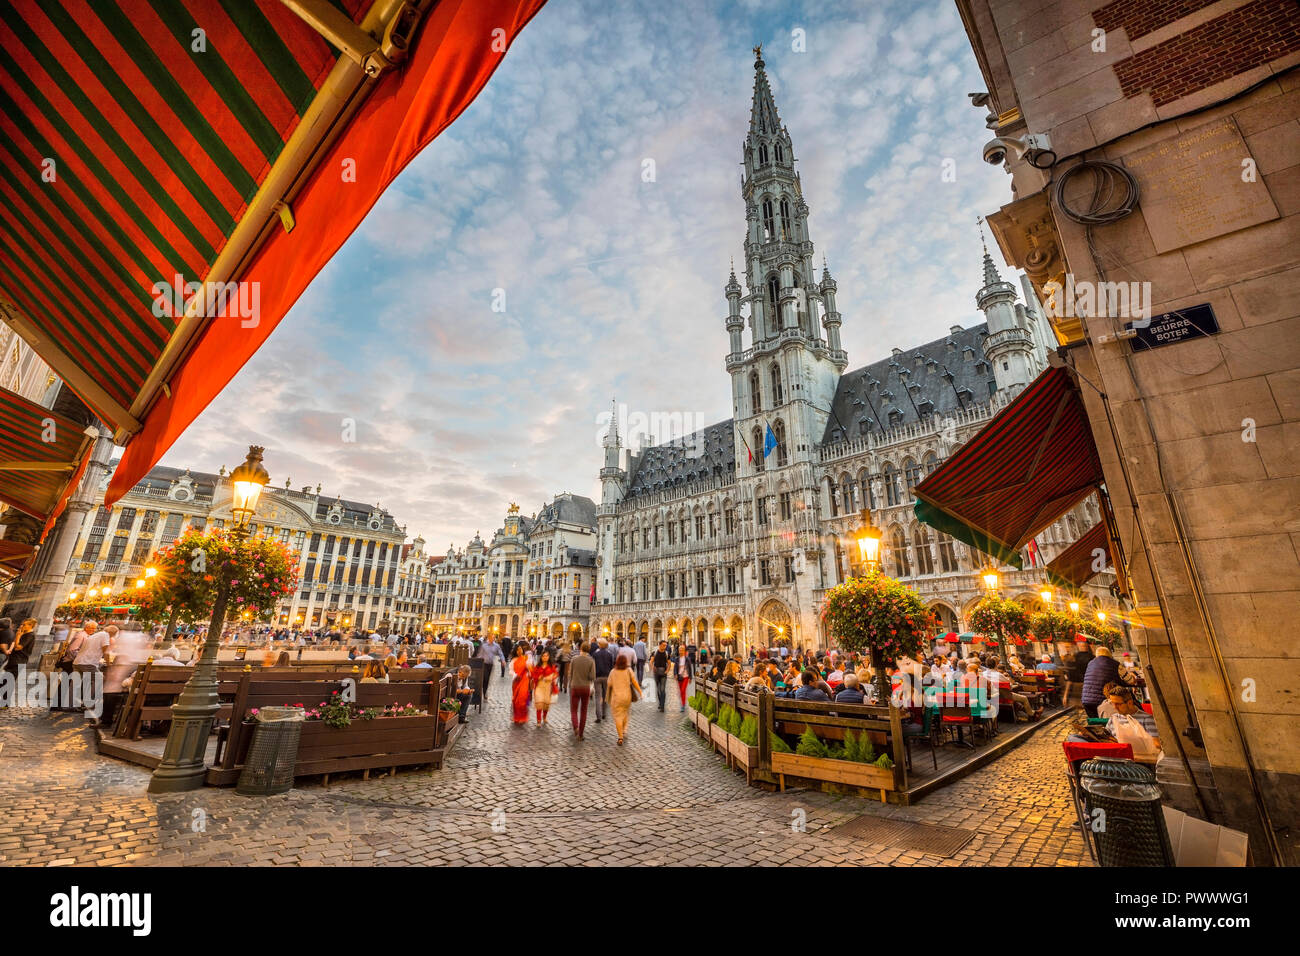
top-left (291, 714), bottom-right (440, 779)
top-left (696, 712), bottom-right (712, 736)
top-left (769, 751), bottom-right (897, 802)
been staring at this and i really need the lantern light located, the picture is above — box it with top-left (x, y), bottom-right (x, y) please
top-left (229, 445), bottom-right (269, 528)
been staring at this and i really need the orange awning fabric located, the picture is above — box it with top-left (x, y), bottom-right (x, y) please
top-left (106, 0), bottom-right (546, 503)
top-left (913, 366), bottom-right (1103, 569)
top-left (0, 0), bottom-right (547, 513)
top-left (0, 386), bottom-right (93, 535)
top-left (0, 539), bottom-right (37, 579)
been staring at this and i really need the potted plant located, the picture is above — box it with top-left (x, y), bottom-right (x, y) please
top-left (768, 724), bottom-right (898, 799)
top-left (820, 570), bottom-right (933, 704)
top-left (437, 698), bottom-right (461, 723)
top-left (968, 595), bottom-right (1030, 665)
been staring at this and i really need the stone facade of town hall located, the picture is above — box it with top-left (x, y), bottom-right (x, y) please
top-left (590, 53), bottom-right (1111, 654)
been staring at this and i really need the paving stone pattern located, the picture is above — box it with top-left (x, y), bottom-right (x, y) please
top-left (0, 679), bottom-right (1092, 866)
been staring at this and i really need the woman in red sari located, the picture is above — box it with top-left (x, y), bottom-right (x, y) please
top-left (530, 648), bottom-right (558, 725)
top-left (511, 643), bottom-right (531, 725)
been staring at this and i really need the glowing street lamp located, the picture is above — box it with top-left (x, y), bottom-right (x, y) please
top-left (135, 579), bottom-right (146, 589)
top-left (1096, 611), bottom-right (1107, 623)
top-left (980, 568), bottom-right (1000, 592)
top-left (854, 511), bottom-right (882, 572)
top-left (1069, 600), bottom-right (1080, 615)
top-left (145, 566), bottom-right (158, 578)
top-left (1040, 588), bottom-right (1053, 605)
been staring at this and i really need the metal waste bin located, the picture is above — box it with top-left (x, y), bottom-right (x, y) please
top-left (1079, 757), bottom-right (1174, 866)
top-left (236, 706), bottom-right (305, 796)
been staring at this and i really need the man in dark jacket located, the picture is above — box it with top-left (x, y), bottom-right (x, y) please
top-left (1081, 646), bottom-right (1123, 717)
top-left (591, 638), bottom-right (616, 722)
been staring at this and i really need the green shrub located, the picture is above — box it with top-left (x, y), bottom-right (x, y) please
top-left (720, 705), bottom-right (742, 736)
top-left (702, 697), bottom-right (717, 721)
top-left (769, 731), bottom-right (793, 753)
top-left (826, 743), bottom-right (846, 760)
top-left (738, 715), bottom-right (758, 746)
top-left (875, 753), bottom-right (894, 769)
top-left (796, 726), bottom-right (828, 758)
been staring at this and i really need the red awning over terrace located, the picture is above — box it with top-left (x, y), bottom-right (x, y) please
top-left (0, 0), bottom-right (546, 525)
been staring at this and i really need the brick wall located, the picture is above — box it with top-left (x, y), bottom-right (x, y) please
top-left (1109, 0), bottom-right (1300, 106)
top-left (1093, 0), bottom-right (1222, 41)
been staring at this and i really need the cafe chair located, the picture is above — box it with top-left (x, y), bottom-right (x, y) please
top-left (902, 704), bottom-right (940, 772)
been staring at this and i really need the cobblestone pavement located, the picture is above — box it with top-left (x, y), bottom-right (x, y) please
top-left (0, 677), bottom-right (1093, 866)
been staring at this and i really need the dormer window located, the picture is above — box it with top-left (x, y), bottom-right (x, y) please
top-left (963, 346), bottom-right (975, 361)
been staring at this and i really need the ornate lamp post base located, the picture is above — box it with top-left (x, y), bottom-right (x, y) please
top-left (146, 705), bottom-right (220, 793)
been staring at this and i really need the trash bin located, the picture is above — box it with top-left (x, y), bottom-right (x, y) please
top-left (236, 706), bottom-right (305, 797)
top-left (1079, 756), bottom-right (1175, 867)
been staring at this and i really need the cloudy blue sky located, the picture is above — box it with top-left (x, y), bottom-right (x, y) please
top-left (165, 0), bottom-right (1016, 549)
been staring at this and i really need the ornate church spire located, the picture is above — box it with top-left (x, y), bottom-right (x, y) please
top-left (749, 45), bottom-right (782, 138)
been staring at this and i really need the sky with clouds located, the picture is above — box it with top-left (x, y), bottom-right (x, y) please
top-left (163, 0), bottom-right (1019, 551)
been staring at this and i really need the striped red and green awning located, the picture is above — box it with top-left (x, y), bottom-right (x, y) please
top-left (0, 387), bottom-right (94, 532)
top-left (1046, 520), bottom-right (1113, 591)
top-left (0, 0), bottom-right (547, 516)
top-left (0, 538), bottom-right (37, 580)
top-left (913, 366), bottom-right (1103, 569)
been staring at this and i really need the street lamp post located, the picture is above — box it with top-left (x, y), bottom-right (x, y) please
top-left (149, 446), bottom-right (269, 794)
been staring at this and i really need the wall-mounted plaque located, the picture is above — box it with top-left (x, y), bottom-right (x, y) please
top-left (1122, 117), bottom-right (1279, 254)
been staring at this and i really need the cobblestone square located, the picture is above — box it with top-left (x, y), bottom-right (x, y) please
top-left (0, 684), bottom-right (1092, 867)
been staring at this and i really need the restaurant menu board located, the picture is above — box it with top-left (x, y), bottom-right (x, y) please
top-left (1126, 303), bottom-right (1219, 351)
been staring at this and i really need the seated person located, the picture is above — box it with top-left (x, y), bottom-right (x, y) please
top-left (743, 668), bottom-right (771, 693)
top-left (718, 661), bottom-right (741, 686)
top-left (412, 656), bottom-right (433, 669)
top-left (360, 659), bottom-right (389, 683)
top-left (1102, 683), bottom-right (1161, 753)
top-left (454, 664), bottom-right (474, 722)
top-left (834, 672), bottom-right (865, 704)
top-left (793, 669), bottom-right (830, 701)
top-left (825, 663), bottom-right (845, 686)
top-left (1037, 654), bottom-right (1057, 672)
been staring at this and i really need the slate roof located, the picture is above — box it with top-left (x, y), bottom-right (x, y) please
top-left (820, 323), bottom-right (996, 445)
top-left (535, 493), bottom-right (597, 530)
top-left (625, 419), bottom-right (737, 500)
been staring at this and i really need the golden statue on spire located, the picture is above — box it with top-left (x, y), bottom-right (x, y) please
top-left (507, 501), bottom-right (520, 514)
top-left (753, 43), bottom-right (762, 60)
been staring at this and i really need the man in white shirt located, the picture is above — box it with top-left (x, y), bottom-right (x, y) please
top-left (73, 626), bottom-right (112, 668)
top-left (616, 641), bottom-right (637, 670)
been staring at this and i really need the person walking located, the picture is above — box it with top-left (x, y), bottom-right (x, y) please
top-left (632, 635), bottom-right (648, 684)
top-left (557, 640), bottom-right (572, 694)
top-left (531, 648), bottom-right (558, 725)
top-left (650, 639), bottom-right (671, 712)
top-left (591, 637), bottom-right (615, 723)
top-left (673, 642), bottom-right (694, 712)
top-left (475, 635), bottom-right (504, 702)
top-left (568, 642), bottom-right (596, 739)
top-left (510, 644), bottom-right (531, 725)
top-left (605, 655), bottom-right (641, 746)
top-left (499, 635), bottom-right (513, 675)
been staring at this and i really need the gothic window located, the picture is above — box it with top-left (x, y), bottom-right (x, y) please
top-left (913, 526), bottom-right (934, 575)
top-left (775, 142), bottom-right (784, 164)
top-left (858, 469), bottom-right (874, 509)
top-left (884, 463), bottom-right (902, 506)
top-left (753, 427), bottom-right (765, 472)
top-left (724, 505), bottom-right (736, 535)
top-left (779, 198), bottom-right (791, 239)
top-left (891, 526), bottom-right (911, 578)
top-left (779, 490), bottom-right (792, 520)
top-left (904, 459), bottom-right (922, 489)
top-left (762, 199), bottom-right (775, 240)
top-left (827, 478), bottom-right (839, 517)
top-left (749, 370), bottom-right (761, 414)
top-left (840, 475), bottom-right (854, 514)
top-left (768, 274), bottom-right (781, 327)
top-left (771, 364), bottom-right (784, 404)
top-left (758, 143), bottom-right (768, 166)
top-left (937, 532), bottom-right (957, 573)
top-left (923, 451), bottom-right (939, 475)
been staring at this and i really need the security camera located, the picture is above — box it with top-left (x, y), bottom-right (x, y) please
top-left (981, 133), bottom-right (1056, 168)
top-left (968, 91), bottom-right (991, 108)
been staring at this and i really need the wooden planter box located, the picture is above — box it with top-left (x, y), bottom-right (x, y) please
top-left (710, 722), bottom-right (729, 752)
top-left (293, 715), bottom-right (440, 780)
top-left (697, 712), bottom-right (713, 736)
top-left (770, 751), bottom-right (897, 802)
top-left (727, 734), bottom-right (759, 782)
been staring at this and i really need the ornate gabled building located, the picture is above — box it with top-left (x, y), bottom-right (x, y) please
top-left (591, 50), bottom-right (1109, 654)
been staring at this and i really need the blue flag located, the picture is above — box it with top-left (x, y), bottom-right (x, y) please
top-left (763, 422), bottom-right (778, 458)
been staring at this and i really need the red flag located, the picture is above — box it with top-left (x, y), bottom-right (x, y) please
top-left (738, 426), bottom-right (753, 463)
top-left (1027, 538), bottom-right (1041, 568)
